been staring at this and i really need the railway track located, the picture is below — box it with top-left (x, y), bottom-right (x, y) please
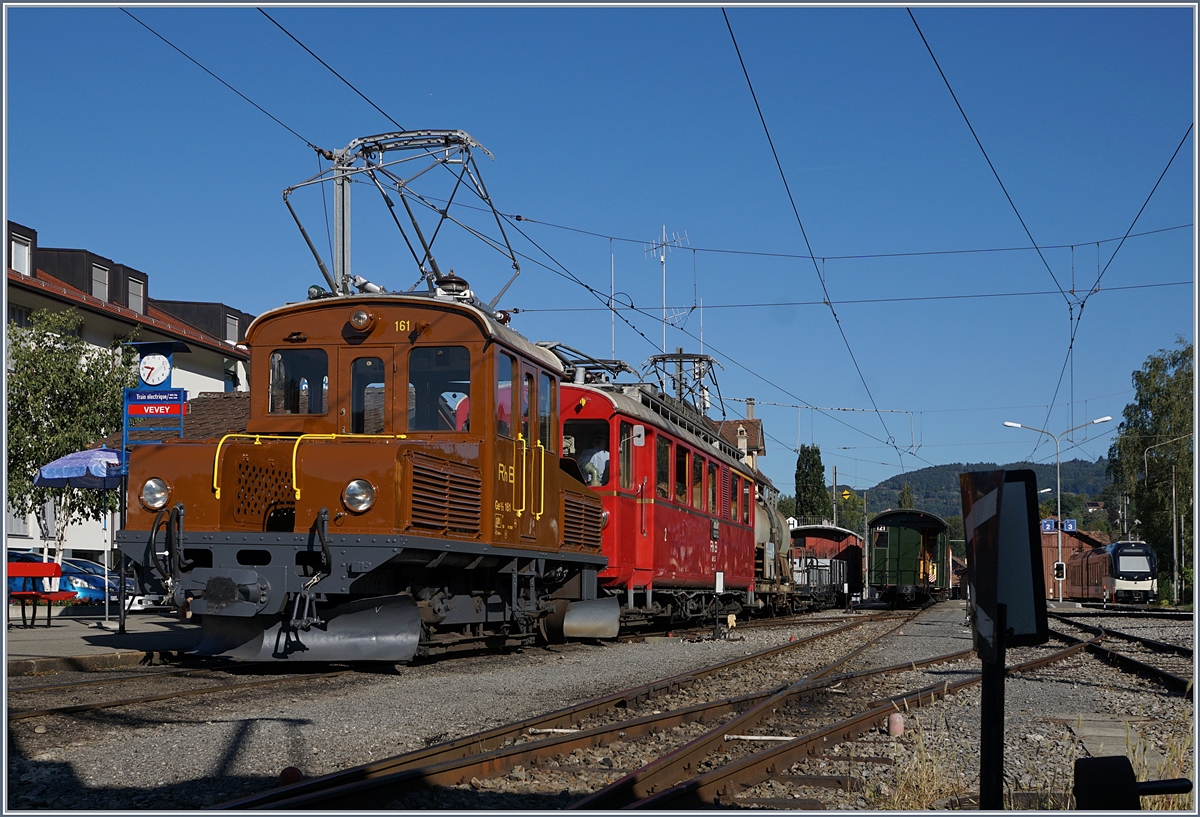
top-left (1047, 612), bottom-right (1194, 697)
top-left (215, 615), bottom-right (1111, 811)
top-left (214, 613), bottom-right (924, 809)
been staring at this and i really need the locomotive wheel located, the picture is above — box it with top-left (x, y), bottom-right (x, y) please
top-left (538, 599), bottom-right (569, 644)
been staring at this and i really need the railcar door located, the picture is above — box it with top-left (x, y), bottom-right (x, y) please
top-left (515, 363), bottom-right (554, 546)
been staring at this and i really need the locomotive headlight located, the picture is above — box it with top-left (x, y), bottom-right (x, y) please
top-left (349, 309), bottom-right (375, 331)
top-left (140, 478), bottom-right (170, 511)
top-left (600, 510), bottom-right (610, 530)
top-left (342, 479), bottom-right (376, 513)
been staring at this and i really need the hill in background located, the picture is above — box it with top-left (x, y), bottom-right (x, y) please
top-left (848, 458), bottom-right (1110, 521)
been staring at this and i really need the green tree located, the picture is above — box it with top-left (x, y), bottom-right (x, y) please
top-left (898, 482), bottom-right (915, 509)
top-left (7, 309), bottom-right (138, 562)
top-left (775, 495), bottom-right (796, 518)
top-left (835, 488), bottom-right (865, 535)
top-left (794, 445), bottom-right (832, 520)
top-left (1106, 338), bottom-right (1193, 599)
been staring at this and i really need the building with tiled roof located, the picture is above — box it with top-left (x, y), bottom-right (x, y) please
top-left (6, 219), bottom-right (255, 562)
top-left (710, 398), bottom-right (766, 471)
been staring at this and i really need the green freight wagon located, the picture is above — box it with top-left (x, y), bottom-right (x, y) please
top-left (867, 509), bottom-right (950, 606)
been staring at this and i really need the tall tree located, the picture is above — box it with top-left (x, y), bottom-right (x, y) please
top-left (898, 482), bottom-right (915, 509)
top-left (835, 488), bottom-right (865, 535)
top-left (1106, 338), bottom-right (1193, 597)
top-left (794, 445), bottom-right (832, 520)
top-left (7, 309), bottom-right (138, 561)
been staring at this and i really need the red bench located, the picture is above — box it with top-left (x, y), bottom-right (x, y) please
top-left (8, 561), bottom-right (78, 628)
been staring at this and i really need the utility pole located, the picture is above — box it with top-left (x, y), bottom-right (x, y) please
top-left (832, 465), bottom-right (838, 527)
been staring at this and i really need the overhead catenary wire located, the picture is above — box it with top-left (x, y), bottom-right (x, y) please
top-left (1024, 122), bottom-right (1194, 463)
top-left (722, 8), bottom-right (902, 468)
top-left (907, 8), bottom-right (1070, 305)
top-left (120, 8), bottom-right (320, 153)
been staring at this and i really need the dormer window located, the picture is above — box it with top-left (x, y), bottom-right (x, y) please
top-left (225, 314), bottom-right (239, 343)
top-left (10, 234), bottom-right (31, 275)
top-left (92, 264), bottom-right (109, 301)
top-left (128, 278), bottom-right (144, 313)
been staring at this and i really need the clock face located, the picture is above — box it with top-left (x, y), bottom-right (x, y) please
top-left (140, 353), bottom-right (172, 386)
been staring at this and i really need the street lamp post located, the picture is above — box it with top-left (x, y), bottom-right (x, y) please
top-left (1004, 416), bottom-right (1113, 602)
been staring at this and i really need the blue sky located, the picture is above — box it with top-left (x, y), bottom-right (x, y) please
top-left (4, 5), bottom-right (1195, 496)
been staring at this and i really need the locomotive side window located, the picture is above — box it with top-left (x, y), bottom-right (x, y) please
top-left (269, 349), bottom-right (328, 415)
top-left (618, 421), bottom-right (633, 490)
top-left (408, 346), bottom-right (471, 431)
top-left (707, 461), bottom-right (718, 514)
top-left (350, 357), bottom-right (385, 434)
top-left (692, 455), bottom-right (705, 510)
top-left (730, 474), bottom-right (740, 520)
top-left (741, 480), bottom-right (752, 524)
top-left (674, 446), bottom-right (689, 504)
top-left (538, 372), bottom-right (556, 453)
top-left (520, 372), bottom-right (532, 440)
top-left (496, 351), bottom-right (515, 437)
top-left (656, 436), bottom-right (671, 499)
top-left (565, 419), bottom-right (609, 486)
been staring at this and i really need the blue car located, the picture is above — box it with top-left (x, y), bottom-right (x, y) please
top-left (7, 552), bottom-right (109, 603)
top-left (63, 558), bottom-right (138, 598)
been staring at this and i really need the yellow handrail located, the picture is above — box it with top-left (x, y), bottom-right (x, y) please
top-left (212, 433), bottom-right (297, 499)
top-left (533, 440), bottom-right (546, 520)
top-left (211, 432), bottom-right (407, 500)
top-left (515, 433), bottom-right (527, 518)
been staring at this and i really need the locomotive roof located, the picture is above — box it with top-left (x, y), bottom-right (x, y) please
top-left (245, 291), bottom-right (562, 372)
top-left (563, 381), bottom-right (758, 478)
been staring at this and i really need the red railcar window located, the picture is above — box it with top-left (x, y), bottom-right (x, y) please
top-left (708, 461), bottom-right (718, 514)
top-left (692, 456), bottom-right (704, 509)
top-left (674, 446), bottom-right (689, 504)
top-left (656, 436), bottom-right (671, 499)
top-left (741, 480), bottom-right (752, 525)
top-left (730, 474), bottom-right (741, 520)
top-left (566, 419), bottom-right (609, 486)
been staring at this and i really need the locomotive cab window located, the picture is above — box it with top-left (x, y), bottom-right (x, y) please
top-left (269, 349), bottom-right (329, 415)
top-left (692, 455), bottom-right (705, 510)
top-left (565, 419), bottom-right (609, 487)
top-left (350, 357), bottom-right (385, 434)
top-left (538, 372), bottom-right (556, 453)
top-left (408, 346), bottom-right (471, 431)
top-left (730, 474), bottom-right (741, 520)
top-left (496, 351), bottom-right (515, 437)
top-left (707, 461), bottom-right (718, 514)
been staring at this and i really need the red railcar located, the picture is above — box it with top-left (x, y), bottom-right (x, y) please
top-left (558, 378), bottom-right (761, 626)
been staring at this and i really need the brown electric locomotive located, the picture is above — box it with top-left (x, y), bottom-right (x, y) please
top-left (116, 282), bottom-right (616, 661)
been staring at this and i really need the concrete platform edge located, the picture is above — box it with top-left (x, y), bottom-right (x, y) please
top-left (8, 649), bottom-right (192, 676)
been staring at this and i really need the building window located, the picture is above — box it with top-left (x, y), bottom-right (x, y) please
top-left (92, 264), bottom-right (109, 302)
top-left (8, 304), bottom-right (31, 327)
top-left (223, 359), bottom-right (240, 392)
top-left (6, 505), bottom-right (31, 538)
top-left (10, 234), bottom-right (31, 275)
top-left (128, 278), bottom-right (144, 313)
top-left (225, 314), bottom-right (240, 343)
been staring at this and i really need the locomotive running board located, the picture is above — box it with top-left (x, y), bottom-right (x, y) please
top-left (562, 596), bottom-right (621, 639)
top-left (195, 595), bottom-right (421, 663)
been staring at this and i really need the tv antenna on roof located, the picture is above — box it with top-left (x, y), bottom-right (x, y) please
top-left (644, 226), bottom-right (689, 353)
